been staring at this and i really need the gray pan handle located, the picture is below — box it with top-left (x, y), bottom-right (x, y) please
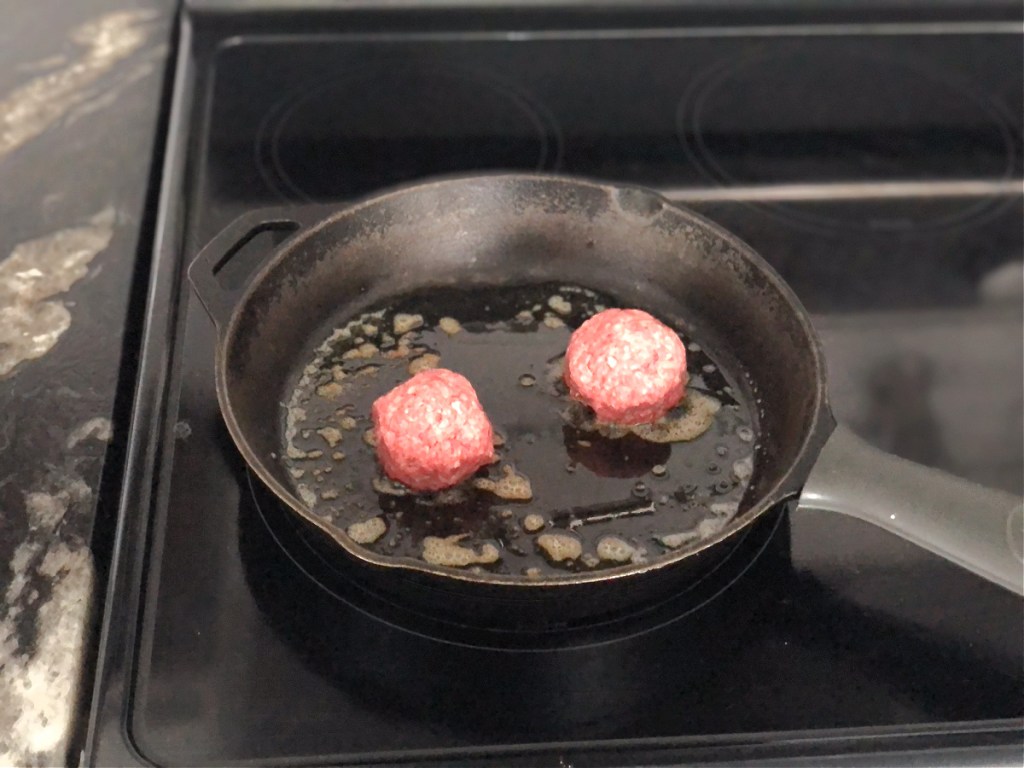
top-left (798, 424), bottom-right (1024, 596)
top-left (188, 210), bottom-right (303, 330)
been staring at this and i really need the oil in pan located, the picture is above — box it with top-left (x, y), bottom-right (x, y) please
top-left (281, 282), bottom-right (759, 578)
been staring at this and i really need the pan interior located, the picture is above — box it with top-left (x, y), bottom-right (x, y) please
top-left (278, 282), bottom-right (758, 578)
top-left (220, 176), bottom-right (825, 581)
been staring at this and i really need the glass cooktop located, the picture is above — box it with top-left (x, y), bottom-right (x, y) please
top-left (88, 4), bottom-right (1023, 766)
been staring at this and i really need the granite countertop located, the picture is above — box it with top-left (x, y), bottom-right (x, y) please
top-left (0, 2), bottom-right (175, 765)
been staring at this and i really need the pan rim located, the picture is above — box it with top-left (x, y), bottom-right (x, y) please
top-left (214, 172), bottom-right (834, 589)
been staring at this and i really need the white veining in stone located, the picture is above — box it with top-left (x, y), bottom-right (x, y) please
top-left (0, 9), bottom-right (158, 161)
top-left (64, 45), bottom-right (168, 128)
top-left (66, 417), bottom-right (113, 449)
top-left (0, 475), bottom-right (95, 767)
top-left (0, 546), bottom-right (92, 766)
top-left (0, 208), bottom-right (117, 378)
top-left (16, 55), bottom-right (69, 75)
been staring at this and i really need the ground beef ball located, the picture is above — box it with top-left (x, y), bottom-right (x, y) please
top-left (371, 368), bottom-right (494, 492)
top-left (564, 308), bottom-right (688, 425)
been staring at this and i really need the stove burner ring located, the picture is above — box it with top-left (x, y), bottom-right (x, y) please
top-left (255, 65), bottom-right (563, 203)
top-left (675, 47), bottom-right (1019, 235)
top-left (246, 470), bottom-right (786, 651)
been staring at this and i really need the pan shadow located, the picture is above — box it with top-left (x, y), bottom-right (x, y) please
top-left (236, 473), bottom-right (790, 742)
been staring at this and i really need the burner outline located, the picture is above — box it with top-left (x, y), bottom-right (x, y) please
top-left (254, 63), bottom-right (564, 203)
top-left (675, 45), bottom-right (1020, 235)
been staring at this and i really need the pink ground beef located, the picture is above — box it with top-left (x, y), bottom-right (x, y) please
top-left (564, 308), bottom-right (688, 425)
top-left (371, 368), bottom-right (494, 492)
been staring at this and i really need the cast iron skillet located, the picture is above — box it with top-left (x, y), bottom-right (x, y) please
top-left (189, 174), bottom-right (1023, 627)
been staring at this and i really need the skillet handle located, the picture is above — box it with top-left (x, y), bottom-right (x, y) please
top-left (188, 210), bottom-right (303, 330)
top-left (798, 424), bottom-right (1023, 596)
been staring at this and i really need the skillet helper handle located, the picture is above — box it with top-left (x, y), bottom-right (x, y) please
top-left (188, 211), bottom-right (302, 330)
top-left (798, 424), bottom-right (1024, 596)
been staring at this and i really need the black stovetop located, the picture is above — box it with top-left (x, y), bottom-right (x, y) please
top-left (88, 3), bottom-right (1023, 766)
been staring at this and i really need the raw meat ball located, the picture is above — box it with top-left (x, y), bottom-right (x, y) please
top-left (371, 368), bottom-right (494, 492)
top-left (564, 308), bottom-right (687, 425)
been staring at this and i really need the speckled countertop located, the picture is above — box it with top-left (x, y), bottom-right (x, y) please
top-left (0, 2), bottom-right (174, 765)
